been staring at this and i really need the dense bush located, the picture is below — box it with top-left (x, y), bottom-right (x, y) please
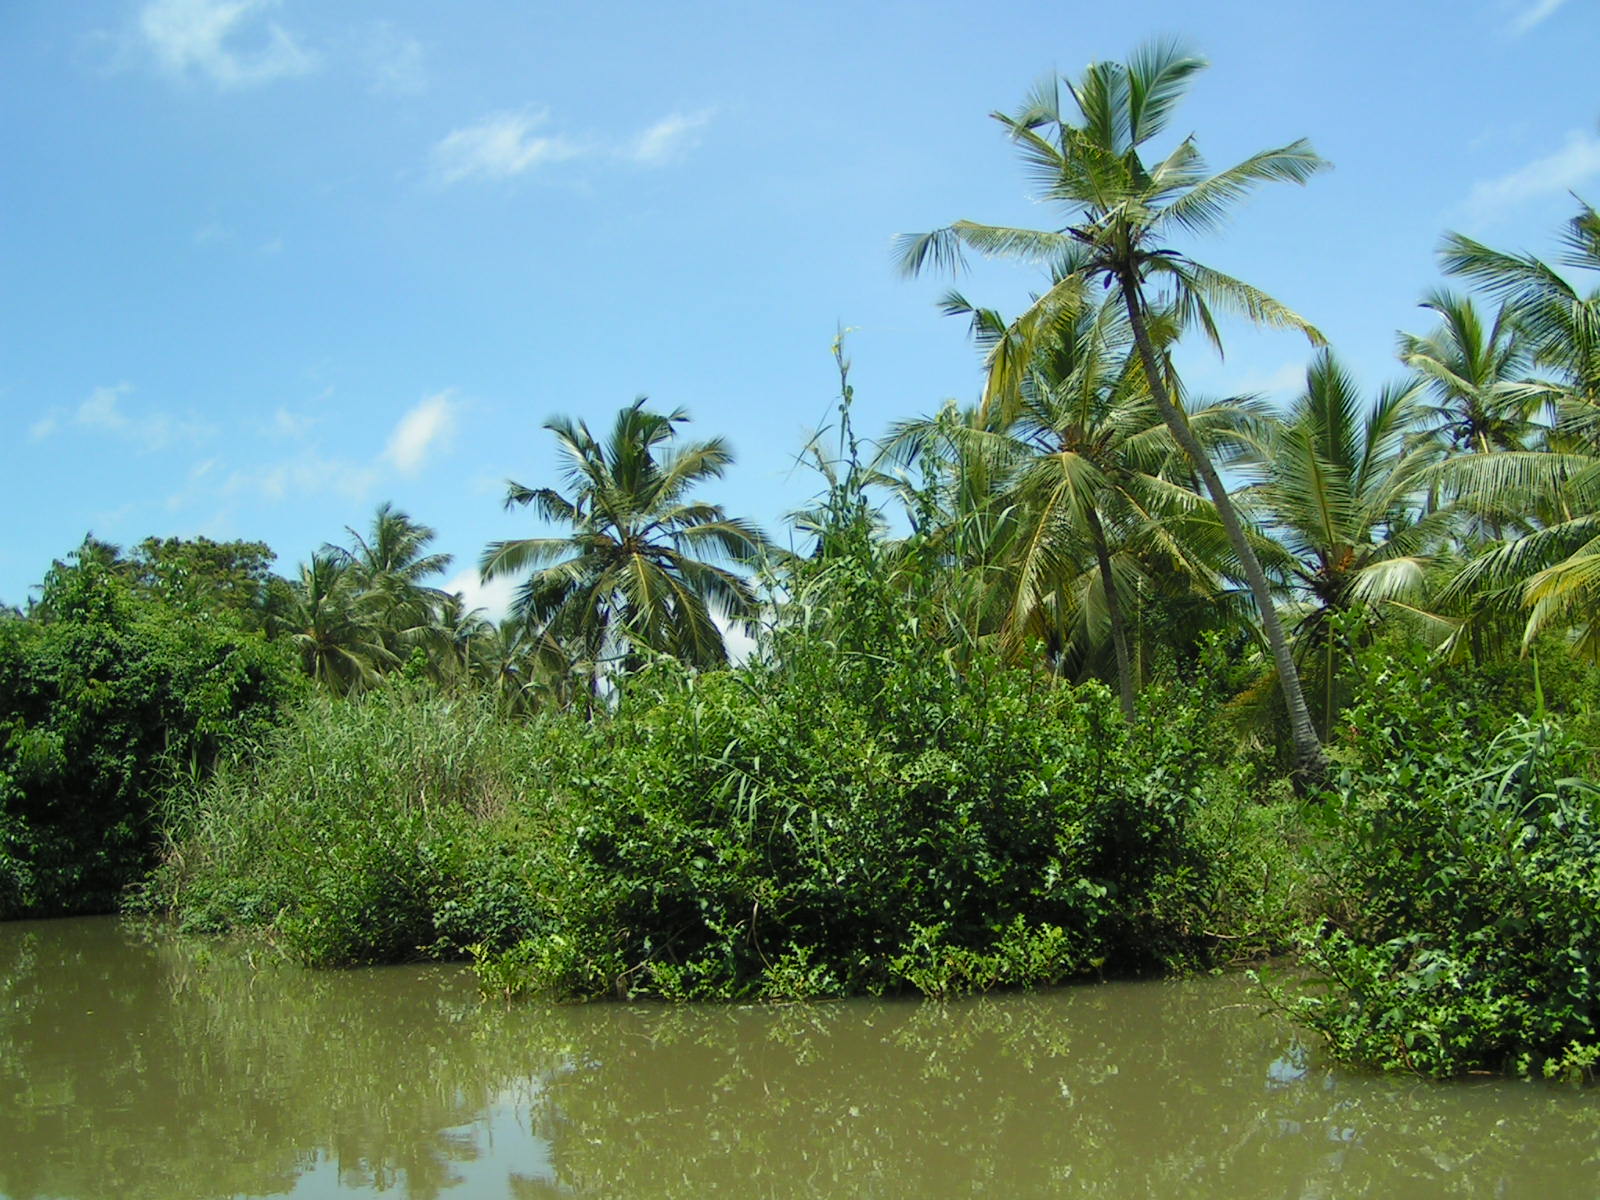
top-left (137, 687), bottom-right (554, 966)
top-left (502, 652), bottom-right (1279, 1002)
top-left (0, 554), bottom-right (295, 917)
top-left (1278, 644), bottom-right (1600, 1079)
top-left (148, 546), bottom-right (1299, 996)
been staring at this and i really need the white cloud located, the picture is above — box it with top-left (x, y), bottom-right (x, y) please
top-left (384, 391), bottom-right (458, 474)
top-left (32, 383), bottom-right (216, 451)
top-left (270, 405), bottom-right (318, 439)
top-left (192, 220), bottom-right (230, 245)
top-left (77, 385), bottom-right (132, 433)
top-left (139, 0), bottom-right (315, 88)
top-left (1463, 130), bottom-right (1600, 225)
top-left (365, 23), bottom-right (425, 95)
top-left (444, 567), bottom-right (518, 622)
top-left (626, 110), bottom-right (713, 166)
top-left (222, 453), bottom-right (377, 502)
top-left (1509, 0), bottom-right (1569, 34)
top-left (431, 110), bottom-right (581, 184)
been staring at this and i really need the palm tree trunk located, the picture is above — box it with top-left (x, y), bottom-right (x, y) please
top-left (1083, 504), bottom-right (1137, 722)
top-left (1120, 281), bottom-right (1328, 783)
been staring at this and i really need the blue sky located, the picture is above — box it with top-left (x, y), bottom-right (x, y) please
top-left (3, 0), bottom-right (1597, 610)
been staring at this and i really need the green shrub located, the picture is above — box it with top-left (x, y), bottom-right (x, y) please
top-left (0, 555), bottom-right (295, 916)
top-left (488, 545), bottom-right (1278, 1001)
top-left (1278, 647), bottom-right (1600, 1079)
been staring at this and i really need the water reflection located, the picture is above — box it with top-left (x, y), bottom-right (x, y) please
top-left (1, 919), bottom-right (1595, 1199)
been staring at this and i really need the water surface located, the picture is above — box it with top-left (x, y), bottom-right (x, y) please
top-left (1, 918), bottom-right (1593, 1197)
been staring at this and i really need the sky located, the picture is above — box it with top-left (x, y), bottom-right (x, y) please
top-left (3, 0), bottom-right (1598, 611)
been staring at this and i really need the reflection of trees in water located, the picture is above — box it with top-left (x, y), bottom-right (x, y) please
top-left (2, 922), bottom-right (1598, 1199)
top-left (0, 919), bottom-right (558, 1200)
top-left (522, 985), bottom-right (1600, 1198)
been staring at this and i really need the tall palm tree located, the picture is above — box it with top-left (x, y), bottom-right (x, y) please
top-left (1244, 352), bottom-right (1449, 733)
top-left (479, 398), bottom-right (769, 683)
top-left (895, 40), bottom-right (1331, 777)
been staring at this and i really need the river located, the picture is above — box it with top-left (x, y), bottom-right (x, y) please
top-left (1, 917), bottom-right (1594, 1197)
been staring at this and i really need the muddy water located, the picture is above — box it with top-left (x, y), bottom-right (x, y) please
top-left (0, 918), bottom-right (1594, 1198)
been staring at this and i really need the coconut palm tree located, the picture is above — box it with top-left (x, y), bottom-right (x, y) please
top-left (331, 502), bottom-right (453, 665)
top-left (895, 40), bottom-right (1331, 777)
top-left (885, 288), bottom-right (1249, 720)
top-left (479, 398), bottom-right (769, 684)
top-left (1431, 205), bottom-right (1600, 656)
top-left (1244, 352), bottom-right (1451, 732)
top-left (1398, 290), bottom-right (1542, 459)
top-left (283, 554), bottom-right (395, 693)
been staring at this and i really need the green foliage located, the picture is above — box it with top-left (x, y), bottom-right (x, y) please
top-left (488, 542), bottom-right (1275, 1001)
top-left (153, 538), bottom-right (1292, 999)
top-left (1278, 643), bottom-right (1600, 1078)
top-left (0, 548), bottom-right (296, 917)
top-left (140, 687), bottom-right (554, 967)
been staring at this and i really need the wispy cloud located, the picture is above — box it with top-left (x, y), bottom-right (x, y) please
top-left (269, 405), bottom-right (319, 439)
top-left (1509, 0), bottom-right (1569, 34)
top-left (220, 453), bottom-right (378, 503)
top-left (192, 220), bottom-right (230, 246)
top-left (626, 110), bottom-right (714, 166)
top-left (384, 391), bottom-right (458, 474)
top-left (138, 0), bottom-right (315, 88)
top-left (431, 110), bottom-right (581, 184)
top-left (365, 22), bottom-right (425, 95)
top-left (1463, 130), bottom-right (1600, 225)
top-left (33, 384), bottom-right (214, 451)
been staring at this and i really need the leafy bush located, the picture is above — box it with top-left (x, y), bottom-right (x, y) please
top-left (0, 554), bottom-right (296, 916)
top-left (1279, 646), bottom-right (1600, 1079)
top-left (472, 544), bottom-right (1286, 1001)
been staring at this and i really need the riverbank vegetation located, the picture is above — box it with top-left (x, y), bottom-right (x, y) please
top-left (5, 42), bottom-right (1600, 1080)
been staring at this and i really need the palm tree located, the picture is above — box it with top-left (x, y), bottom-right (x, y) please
top-left (1398, 290), bottom-right (1542, 459)
top-left (885, 288), bottom-right (1248, 720)
top-left (1244, 352), bottom-right (1449, 733)
top-left (331, 502), bottom-right (453, 666)
top-left (1432, 205), bottom-right (1600, 656)
top-left (1442, 203), bottom-right (1600, 413)
top-left (479, 398), bottom-right (769, 684)
top-left (895, 40), bottom-right (1331, 778)
top-left (283, 554), bottom-right (395, 693)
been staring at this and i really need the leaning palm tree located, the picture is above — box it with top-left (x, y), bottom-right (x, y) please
top-left (895, 40), bottom-right (1331, 777)
top-left (479, 398), bottom-right (769, 684)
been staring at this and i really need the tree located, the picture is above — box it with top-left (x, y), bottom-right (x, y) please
top-left (1244, 352), bottom-right (1449, 733)
top-left (1398, 290), bottom-right (1542, 458)
top-left (885, 288), bottom-right (1247, 720)
top-left (331, 502), bottom-right (453, 664)
top-left (282, 554), bottom-right (394, 693)
top-left (1432, 205), bottom-right (1600, 656)
top-left (479, 399), bottom-right (768, 683)
top-left (896, 40), bottom-right (1330, 778)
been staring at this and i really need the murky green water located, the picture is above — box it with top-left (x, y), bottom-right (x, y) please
top-left (1, 919), bottom-right (1595, 1198)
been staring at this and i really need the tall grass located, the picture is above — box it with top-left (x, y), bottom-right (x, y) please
top-left (137, 687), bottom-right (559, 966)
